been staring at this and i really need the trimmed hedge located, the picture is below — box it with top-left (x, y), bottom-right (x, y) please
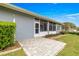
top-left (0, 21), bottom-right (16, 50)
top-left (45, 33), bottom-right (60, 38)
top-left (60, 31), bottom-right (79, 35)
top-left (60, 31), bottom-right (69, 34)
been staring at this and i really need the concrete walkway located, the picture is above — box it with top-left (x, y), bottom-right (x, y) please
top-left (19, 38), bottom-right (66, 56)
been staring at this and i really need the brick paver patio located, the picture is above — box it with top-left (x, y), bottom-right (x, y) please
top-left (19, 38), bottom-right (66, 56)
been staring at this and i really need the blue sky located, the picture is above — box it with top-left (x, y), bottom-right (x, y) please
top-left (12, 3), bottom-right (79, 27)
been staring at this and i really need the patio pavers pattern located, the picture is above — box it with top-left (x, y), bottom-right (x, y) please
top-left (19, 38), bottom-right (66, 56)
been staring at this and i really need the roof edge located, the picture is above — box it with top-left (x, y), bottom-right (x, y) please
top-left (0, 3), bottom-right (63, 25)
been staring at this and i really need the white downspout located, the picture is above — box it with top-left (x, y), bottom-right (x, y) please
top-left (13, 18), bottom-right (15, 22)
top-left (13, 14), bottom-right (15, 22)
top-left (56, 24), bottom-right (58, 34)
top-left (47, 22), bottom-right (49, 35)
top-left (13, 14), bottom-right (16, 43)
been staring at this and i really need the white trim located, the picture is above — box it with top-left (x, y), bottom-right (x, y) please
top-left (47, 22), bottom-right (49, 35)
top-left (56, 24), bottom-right (58, 31)
top-left (35, 31), bottom-right (48, 37)
top-left (33, 18), bottom-right (35, 37)
top-left (33, 18), bottom-right (35, 36)
top-left (13, 14), bottom-right (16, 22)
top-left (34, 19), bottom-right (62, 37)
top-left (34, 18), bottom-right (40, 37)
top-left (13, 18), bottom-right (15, 22)
top-left (60, 25), bottom-right (62, 31)
top-left (49, 31), bottom-right (57, 34)
top-left (39, 19), bottom-right (40, 34)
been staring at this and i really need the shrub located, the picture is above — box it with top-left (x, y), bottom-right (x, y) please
top-left (70, 32), bottom-right (79, 35)
top-left (77, 32), bottom-right (79, 35)
top-left (0, 21), bottom-right (16, 50)
top-left (45, 34), bottom-right (60, 38)
top-left (60, 31), bottom-right (69, 34)
top-left (60, 30), bottom-right (79, 35)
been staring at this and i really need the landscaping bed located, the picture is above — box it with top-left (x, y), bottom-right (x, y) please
top-left (0, 41), bottom-right (20, 52)
top-left (0, 21), bottom-right (25, 56)
top-left (0, 41), bottom-right (25, 56)
top-left (2, 49), bottom-right (26, 56)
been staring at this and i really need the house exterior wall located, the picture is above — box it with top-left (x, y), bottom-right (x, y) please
top-left (49, 31), bottom-right (57, 34)
top-left (15, 14), bottom-right (34, 40)
top-left (0, 7), bottom-right (34, 40)
top-left (34, 19), bottom-right (48, 37)
top-left (49, 23), bottom-right (57, 34)
top-left (0, 6), bottom-right (63, 39)
top-left (55, 24), bottom-right (61, 33)
top-left (34, 19), bottom-right (62, 37)
top-left (0, 7), bottom-right (14, 22)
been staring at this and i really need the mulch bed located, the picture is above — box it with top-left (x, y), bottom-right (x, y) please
top-left (47, 34), bottom-right (66, 40)
top-left (0, 41), bottom-right (21, 53)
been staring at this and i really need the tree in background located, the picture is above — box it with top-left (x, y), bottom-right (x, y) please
top-left (63, 22), bottom-right (76, 31)
top-left (77, 27), bottom-right (79, 31)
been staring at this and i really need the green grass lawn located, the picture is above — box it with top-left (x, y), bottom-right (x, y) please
top-left (1, 49), bottom-right (26, 56)
top-left (56, 34), bottom-right (79, 56)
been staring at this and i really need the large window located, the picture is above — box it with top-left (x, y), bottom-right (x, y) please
top-left (53, 24), bottom-right (56, 31)
top-left (62, 25), bottom-right (64, 30)
top-left (57, 25), bottom-right (61, 31)
top-left (40, 21), bottom-right (47, 32)
top-left (49, 23), bottom-right (53, 31)
top-left (57, 25), bottom-right (60, 31)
